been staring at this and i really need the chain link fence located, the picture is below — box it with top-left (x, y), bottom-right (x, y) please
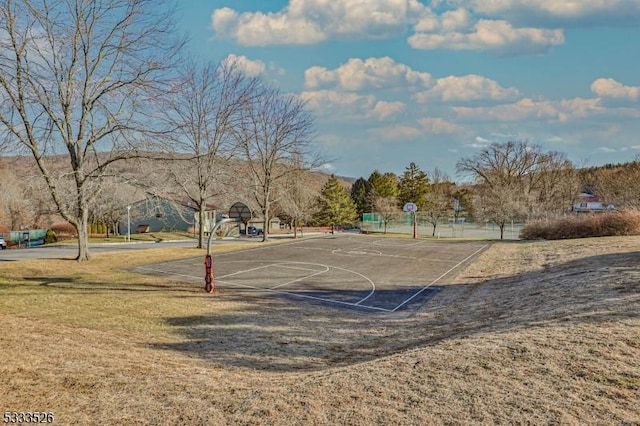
top-left (0, 229), bottom-right (48, 247)
top-left (361, 212), bottom-right (522, 240)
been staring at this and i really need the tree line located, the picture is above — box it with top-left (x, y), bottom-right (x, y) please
top-left (315, 140), bottom-right (640, 240)
top-left (1, 1), bottom-right (637, 259)
top-left (0, 0), bottom-right (320, 260)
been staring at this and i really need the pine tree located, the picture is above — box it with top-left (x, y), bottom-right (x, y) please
top-left (314, 175), bottom-right (358, 227)
top-left (350, 177), bottom-right (372, 216)
top-left (398, 162), bottom-right (429, 209)
top-left (368, 170), bottom-right (399, 197)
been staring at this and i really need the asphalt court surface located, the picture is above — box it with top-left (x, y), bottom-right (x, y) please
top-left (133, 235), bottom-right (489, 315)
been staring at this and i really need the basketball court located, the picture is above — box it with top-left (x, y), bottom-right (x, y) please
top-left (133, 234), bottom-right (488, 315)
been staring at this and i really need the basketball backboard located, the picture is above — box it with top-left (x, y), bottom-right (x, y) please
top-left (229, 202), bottom-right (252, 223)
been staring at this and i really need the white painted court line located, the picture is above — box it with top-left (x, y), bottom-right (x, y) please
top-left (133, 265), bottom-right (202, 281)
top-left (215, 278), bottom-right (392, 312)
top-left (136, 267), bottom-right (393, 313)
top-left (296, 246), bottom-right (333, 252)
top-left (331, 247), bottom-right (417, 260)
top-left (388, 243), bottom-right (489, 313)
top-left (420, 258), bottom-right (460, 264)
top-left (269, 267), bottom-right (330, 290)
top-left (216, 264), bottom-right (274, 280)
top-left (213, 260), bottom-right (376, 305)
top-left (271, 264), bottom-right (323, 272)
top-left (371, 239), bottom-right (423, 247)
top-left (134, 239), bottom-right (489, 313)
top-left (283, 243), bottom-right (418, 259)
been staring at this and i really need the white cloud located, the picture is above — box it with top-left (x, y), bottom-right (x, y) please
top-left (211, 6), bottom-right (325, 46)
top-left (301, 90), bottom-right (407, 122)
top-left (316, 163), bottom-right (337, 173)
top-left (441, 8), bottom-right (473, 31)
top-left (591, 78), bottom-right (640, 101)
top-left (300, 90), bottom-right (376, 118)
top-left (304, 57), bottom-right (432, 91)
top-left (268, 63), bottom-right (287, 76)
top-left (414, 74), bottom-right (520, 102)
top-left (417, 117), bottom-right (459, 133)
top-left (211, 0), bottom-right (427, 46)
top-left (596, 146), bottom-right (617, 153)
top-left (415, 8), bottom-right (472, 32)
top-left (453, 97), bottom-right (603, 123)
top-left (465, 138), bottom-right (491, 148)
top-left (409, 19), bottom-right (564, 54)
top-left (373, 101), bottom-right (406, 120)
top-left (453, 0), bottom-right (640, 25)
top-left (223, 54), bottom-right (266, 77)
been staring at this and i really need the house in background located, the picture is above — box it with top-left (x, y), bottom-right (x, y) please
top-left (118, 196), bottom-right (218, 235)
top-left (572, 191), bottom-right (615, 213)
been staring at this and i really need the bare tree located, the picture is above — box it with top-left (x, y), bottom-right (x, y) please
top-left (156, 59), bottom-right (259, 248)
top-left (424, 168), bottom-right (455, 237)
top-left (457, 141), bottom-right (575, 236)
top-left (457, 141), bottom-right (543, 190)
top-left (473, 182), bottom-right (528, 239)
top-left (235, 84), bottom-right (317, 242)
top-left (530, 152), bottom-right (578, 218)
top-left (0, 0), bottom-right (183, 260)
top-left (591, 159), bottom-right (640, 209)
top-left (275, 156), bottom-right (319, 238)
top-left (0, 168), bottom-right (35, 230)
top-left (90, 178), bottom-right (145, 237)
top-left (370, 194), bottom-right (398, 234)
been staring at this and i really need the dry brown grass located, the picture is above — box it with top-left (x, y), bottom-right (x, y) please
top-left (1, 237), bottom-right (639, 425)
top-left (521, 209), bottom-right (640, 240)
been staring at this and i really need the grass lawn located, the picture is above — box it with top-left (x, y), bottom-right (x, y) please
top-left (0, 237), bottom-right (638, 425)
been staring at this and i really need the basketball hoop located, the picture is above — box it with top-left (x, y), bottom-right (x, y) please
top-left (403, 202), bottom-right (418, 239)
top-left (229, 202), bottom-right (253, 224)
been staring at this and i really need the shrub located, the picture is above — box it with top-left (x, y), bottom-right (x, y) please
top-left (520, 209), bottom-right (640, 240)
top-left (44, 229), bottom-right (57, 244)
top-left (50, 222), bottom-right (76, 239)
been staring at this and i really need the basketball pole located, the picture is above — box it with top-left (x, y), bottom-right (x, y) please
top-left (204, 254), bottom-right (214, 293)
top-left (403, 202), bottom-right (418, 239)
top-left (413, 211), bottom-right (417, 239)
top-left (204, 203), bottom-right (252, 293)
top-left (204, 218), bottom-right (238, 293)
top-left (204, 217), bottom-right (238, 293)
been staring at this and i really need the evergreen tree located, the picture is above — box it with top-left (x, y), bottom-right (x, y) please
top-left (398, 162), bottom-right (429, 209)
top-left (368, 170), bottom-right (399, 197)
top-left (350, 177), bottom-right (372, 216)
top-left (314, 175), bottom-right (358, 227)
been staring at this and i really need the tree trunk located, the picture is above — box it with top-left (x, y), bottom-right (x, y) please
top-left (197, 206), bottom-right (205, 249)
top-left (73, 189), bottom-right (92, 261)
top-left (75, 221), bottom-right (91, 261)
top-left (262, 184), bottom-right (271, 242)
top-left (262, 204), bottom-right (269, 242)
top-left (499, 223), bottom-right (505, 240)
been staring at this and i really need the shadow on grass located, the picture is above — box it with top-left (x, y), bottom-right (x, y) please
top-left (151, 251), bottom-right (640, 372)
top-left (20, 276), bottom-right (202, 293)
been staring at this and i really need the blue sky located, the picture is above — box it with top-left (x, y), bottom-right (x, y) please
top-left (175, 0), bottom-right (640, 180)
